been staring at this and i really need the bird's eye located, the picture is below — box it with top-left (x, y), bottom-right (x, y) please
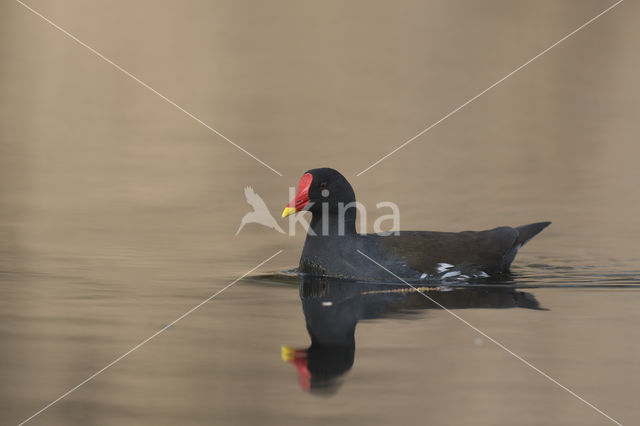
top-left (320, 182), bottom-right (328, 189)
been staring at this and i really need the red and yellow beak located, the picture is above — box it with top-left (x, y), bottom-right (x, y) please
top-left (282, 173), bottom-right (313, 218)
top-left (281, 345), bottom-right (311, 391)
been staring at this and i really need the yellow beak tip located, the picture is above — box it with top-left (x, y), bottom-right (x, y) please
top-left (282, 207), bottom-right (297, 218)
top-left (281, 345), bottom-right (295, 361)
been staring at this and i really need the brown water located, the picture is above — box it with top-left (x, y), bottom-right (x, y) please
top-left (2, 1), bottom-right (639, 425)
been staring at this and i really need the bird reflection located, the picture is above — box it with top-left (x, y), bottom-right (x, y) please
top-left (282, 276), bottom-right (544, 395)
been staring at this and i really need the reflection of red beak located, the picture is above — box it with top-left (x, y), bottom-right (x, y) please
top-left (282, 173), bottom-right (313, 218)
top-left (281, 345), bottom-right (311, 391)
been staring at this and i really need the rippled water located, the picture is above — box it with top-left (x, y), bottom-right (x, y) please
top-left (2, 1), bottom-right (640, 425)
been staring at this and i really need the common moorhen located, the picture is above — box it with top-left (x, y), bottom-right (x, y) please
top-left (282, 168), bottom-right (550, 281)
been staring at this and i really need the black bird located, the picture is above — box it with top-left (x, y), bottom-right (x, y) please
top-left (282, 168), bottom-right (550, 281)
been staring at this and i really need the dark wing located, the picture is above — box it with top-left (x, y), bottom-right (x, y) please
top-left (379, 227), bottom-right (519, 274)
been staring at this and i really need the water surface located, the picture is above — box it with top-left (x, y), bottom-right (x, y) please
top-left (2, 1), bottom-right (639, 425)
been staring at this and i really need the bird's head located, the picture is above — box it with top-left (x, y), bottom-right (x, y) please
top-left (282, 168), bottom-right (355, 218)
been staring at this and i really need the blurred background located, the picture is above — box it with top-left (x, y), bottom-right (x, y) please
top-left (1, 0), bottom-right (638, 425)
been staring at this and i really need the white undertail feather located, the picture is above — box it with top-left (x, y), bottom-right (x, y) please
top-left (437, 263), bottom-right (454, 273)
top-left (442, 271), bottom-right (461, 279)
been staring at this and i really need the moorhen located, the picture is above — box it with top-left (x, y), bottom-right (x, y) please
top-left (282, 168), bottom-right (550, 281)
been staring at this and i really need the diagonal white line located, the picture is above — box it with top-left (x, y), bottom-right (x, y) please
top-left (15, 0), bottom-right (283, 177)
top-left (356, 0), bottom-right (624, 176)
top-left (356, 250), bottom-right (623, 425)
top-left (17, 249), bottom-right (284, 426)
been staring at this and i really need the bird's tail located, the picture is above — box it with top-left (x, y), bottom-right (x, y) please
top-left (515, 221), bottom-right (551, 247)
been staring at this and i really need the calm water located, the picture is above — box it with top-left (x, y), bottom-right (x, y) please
top-left (2, 1), bottom-right (640, 425)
